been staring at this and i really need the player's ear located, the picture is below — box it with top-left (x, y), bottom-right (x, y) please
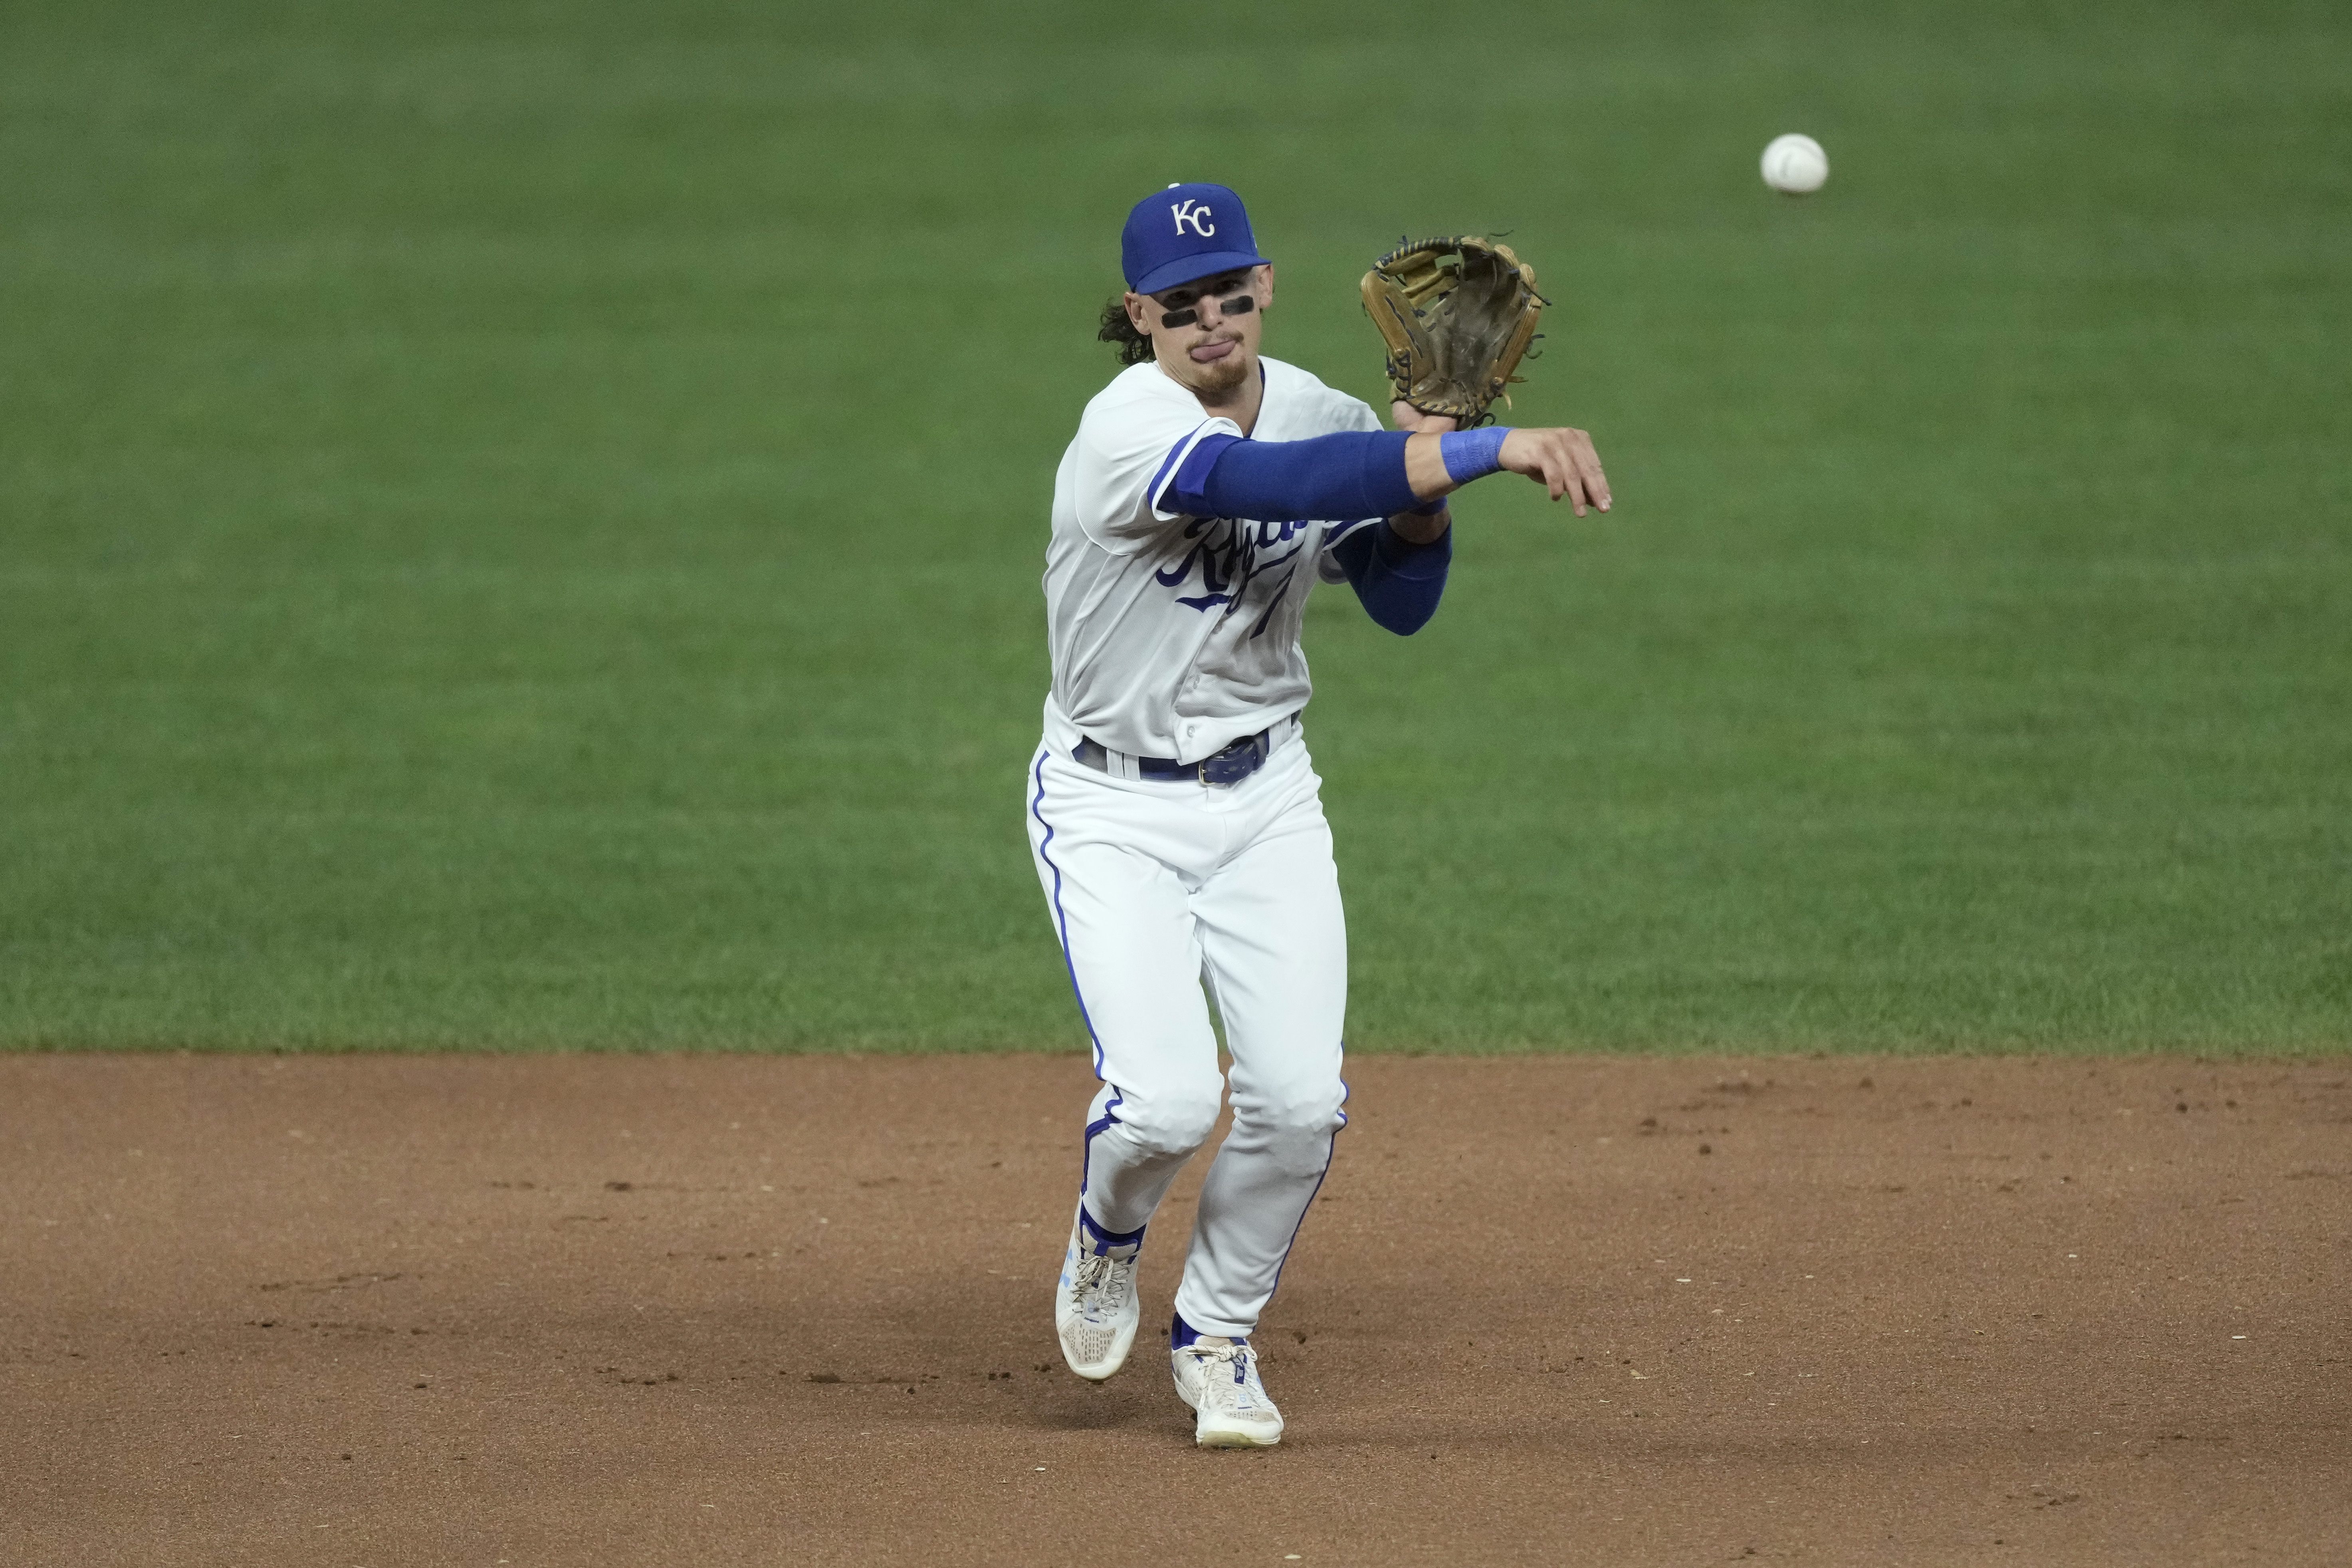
top-left (1124, 292), bottom-right (1152, 335)
top-left (1254, 264), bottom-right (1275, 311)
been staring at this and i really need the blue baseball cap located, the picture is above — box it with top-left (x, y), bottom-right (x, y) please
top-left (1121, 182), bottom-right (1270, 296)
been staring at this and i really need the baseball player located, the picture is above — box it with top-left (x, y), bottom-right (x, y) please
top-left (1031, 183), bottom-right (1608, 1447)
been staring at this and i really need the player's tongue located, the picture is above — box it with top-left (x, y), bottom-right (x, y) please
top-left (1189, 339), bottom-right (1238, 364)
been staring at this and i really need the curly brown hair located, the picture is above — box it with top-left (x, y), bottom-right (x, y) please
top-left (1098, 295), bottom-right (1153, 365)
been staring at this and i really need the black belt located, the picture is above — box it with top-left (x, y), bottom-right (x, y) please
top-left (1072, 726), bottom-right (1275, 787)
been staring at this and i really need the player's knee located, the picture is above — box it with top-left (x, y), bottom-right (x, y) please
top-left (1120, 1088), bottom-right (1223, 1157)
top-left (1246, 1081), bottom-right (1346, 1147)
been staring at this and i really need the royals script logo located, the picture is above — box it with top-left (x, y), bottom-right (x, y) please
top-left (1171, 199), bottom-right (1215, 237)
top-left (1155, 517), bottom-right (1310, 639)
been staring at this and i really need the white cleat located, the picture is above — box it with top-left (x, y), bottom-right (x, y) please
top-left (1172, 1334), bottom-right (1284, 1448)
top-left (1055, 1211), bottom-right (1140, 1380)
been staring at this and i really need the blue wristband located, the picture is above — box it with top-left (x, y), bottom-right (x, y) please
top-left (1439, 426), bottom-right (1511, 484)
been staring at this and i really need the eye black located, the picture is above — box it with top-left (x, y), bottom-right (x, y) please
top-left (1162, 293), bottom-right (1252, 329)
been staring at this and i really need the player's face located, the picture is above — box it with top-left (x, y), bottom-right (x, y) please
top-left (1126, 265), bottom-right (1274, 397)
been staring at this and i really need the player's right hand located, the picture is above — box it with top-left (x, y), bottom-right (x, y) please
top-left (1499, 428), bottom-right (1611, 515)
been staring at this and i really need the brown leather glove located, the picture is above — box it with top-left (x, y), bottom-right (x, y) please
top-left (1361, 236), bottom-right (1547, 428)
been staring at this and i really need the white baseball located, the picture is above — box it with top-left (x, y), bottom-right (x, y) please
top-left (1760, 133), bottom-right (1829, 194)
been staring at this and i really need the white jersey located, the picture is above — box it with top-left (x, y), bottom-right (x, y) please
top-left (1041, 356), bottom-right (1384, 764)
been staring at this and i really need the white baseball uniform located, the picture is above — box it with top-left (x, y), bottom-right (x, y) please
top-left (1026, 354), bottom-right (1383, 1339)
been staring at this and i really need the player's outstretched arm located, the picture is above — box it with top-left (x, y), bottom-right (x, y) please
top-left (1157, 416), bottom-right (1609, 531)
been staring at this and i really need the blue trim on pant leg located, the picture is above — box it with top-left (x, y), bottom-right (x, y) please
top-left (1171, 1312), bottom-right (1206, 1350)
top-left (1076, 1204), bottom-right (1147, 1257)
top-left (1037, 751), bottom-right (1140, 1234)
top-left (1030, 749), bottom-right (1105, 1075)
top-left (1078, 1090), bottom-right (1125, 1197)
top-left (1261, 1076), bottom-right (1349, 1311)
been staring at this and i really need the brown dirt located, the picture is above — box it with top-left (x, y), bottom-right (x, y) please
top-left (3, 1052), bottom-right (2348, 1566)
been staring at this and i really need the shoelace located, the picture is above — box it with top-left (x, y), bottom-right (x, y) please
top-left (1192, 1341), bottom-right (1259, 1409)
top-left (1070, 1252), bottom-right (1130, 1320)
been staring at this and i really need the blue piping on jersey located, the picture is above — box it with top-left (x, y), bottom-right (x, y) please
top-left (1145, 418), bottom-right (1216, 517)
top-left (1030, 748), bottom-right (1106, 1076)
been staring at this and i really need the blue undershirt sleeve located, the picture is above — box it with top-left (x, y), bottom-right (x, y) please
top-left (1328, 519), bottom-right (1451, 636)
top-left (1158, 430), bottom-right (1422, 523)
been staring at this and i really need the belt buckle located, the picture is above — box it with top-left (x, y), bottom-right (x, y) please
top-left (1197, 732), bottom-right (1264, 789)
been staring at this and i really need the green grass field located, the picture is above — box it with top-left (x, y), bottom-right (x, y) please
top-left (3, 0), bottom-right (2346, 1051)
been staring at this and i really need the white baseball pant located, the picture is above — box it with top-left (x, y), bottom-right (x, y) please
top-left (1024, 729), bottom-right (1348, 1339)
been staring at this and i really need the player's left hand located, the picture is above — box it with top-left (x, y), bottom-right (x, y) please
top-left (1391, 402), bottom-right (1458, 435)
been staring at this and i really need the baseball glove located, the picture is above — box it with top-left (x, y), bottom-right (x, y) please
top-left (1360, 236), bottom-right (1547, 427)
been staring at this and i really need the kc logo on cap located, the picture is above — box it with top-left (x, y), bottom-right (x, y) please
top-left (1123, 182), bottom-right (1270, 296)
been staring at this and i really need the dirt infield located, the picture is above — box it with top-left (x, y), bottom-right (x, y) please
top-left (4, 1053), bottom-right (2346, 1565)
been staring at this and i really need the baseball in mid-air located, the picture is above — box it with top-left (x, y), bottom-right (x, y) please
top-left (1761, 133), bottom-right (1829, 194)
